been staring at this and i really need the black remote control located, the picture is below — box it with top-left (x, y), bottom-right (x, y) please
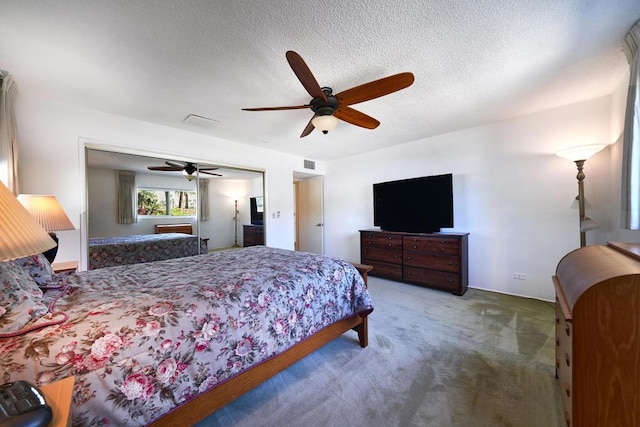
top-left (0, 381), bottom-right (52, 427)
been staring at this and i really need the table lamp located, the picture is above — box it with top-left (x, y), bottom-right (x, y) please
top-left (17, 194), bottom-right (74, 263)
top-left (0, 182), bottom-right (56, 262)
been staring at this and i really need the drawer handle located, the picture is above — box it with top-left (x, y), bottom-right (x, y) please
top-left (440, 240), bottom-right (445, 243)
top-left (413, 245), bottom-right (417, 249)
top-left (448, 261), bottom-right (453, 265)
top-left (555, 337), bottom-right (559, 346)
top-left (440, 248), bottom-right (445, 252)
top-left (388, 243), bottom-right (392, 247)
top-left (563, 383), bottom-right (570, 398)
top-left (387, 236), bottom-right (392, 240)
top-left (367, 241), bottom-right (372, 245)
top-left (555, 358), bottom-right (559, 369)
top-left (565, 325), bottom-right (570, 337)
top-left (406, 256), bottom-right (411, 260)
top-left (564, 353), bottom-right (570, 367)
top-left (448, 279), bottom-right (454, 282)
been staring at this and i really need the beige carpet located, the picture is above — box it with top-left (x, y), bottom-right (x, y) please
top-left (196, 277), bottom-right (564, 427)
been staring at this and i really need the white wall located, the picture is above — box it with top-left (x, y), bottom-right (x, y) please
top-left (207, 177), bottom-right (263, 248)
top-left (324, 96), bottom-right (614, 301)
top-left (16, 95), bottom-right (321, 268)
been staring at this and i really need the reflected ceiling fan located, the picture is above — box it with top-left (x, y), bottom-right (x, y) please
top-left (242, 51), bottom-right (415, 137)
top-left (147, 160), bottom-right (222, 181)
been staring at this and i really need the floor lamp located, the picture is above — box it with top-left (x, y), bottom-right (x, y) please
top-left (556, 144), bottom-right (606, 247)
top-left (232, 199), bottom-right (240, 247)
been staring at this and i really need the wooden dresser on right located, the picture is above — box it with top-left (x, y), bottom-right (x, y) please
top-left (553, 242), bottom-right (640, 427)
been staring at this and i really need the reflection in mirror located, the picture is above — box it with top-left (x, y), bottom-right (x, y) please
top-left (85, 148), bottom-right (264, 269)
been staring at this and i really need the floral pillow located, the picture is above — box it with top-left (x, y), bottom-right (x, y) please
top-left (14, 254), bottom-right (57, 288)
top-left (0, 260), bottom-right (49, 335)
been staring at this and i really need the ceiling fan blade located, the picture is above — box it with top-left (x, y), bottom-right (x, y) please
top-left (148, 166), bottom-right (182, 171)
top-left (242, 105), bottom-right (311, 111)
top-left (286, 51), bottom-right (327, 102)
top-left (300, 116), bottom-right (315, 138)
top-left (165, 160), bottom-right (186, 168)
top-left (334, 106), bottom-right (380, 129)
top-left (200, 170), bottom-right (223, 176)
top-left (335, 72), bottom-right (415, 106)
top-left (197, 166), bottom-right (220, 171)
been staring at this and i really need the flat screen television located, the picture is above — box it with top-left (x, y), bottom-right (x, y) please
top-left (373, 174), bottom-right (453, 233)
top-left (250, 196), bottom-right (264, 225)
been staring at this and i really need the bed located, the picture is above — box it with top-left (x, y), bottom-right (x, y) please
top-left (88, 233), bottom-right (208, 269)
top-left (0, 246), bottom-right (373, 426)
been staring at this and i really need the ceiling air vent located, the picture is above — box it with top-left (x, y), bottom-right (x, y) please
top-left (304, 159), bottom-right (316, 170)
top-left (182, 114), bottom-right (219, 129)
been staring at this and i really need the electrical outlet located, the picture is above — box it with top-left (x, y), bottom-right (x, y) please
top-left (513, 272), bottom-right (527, 280)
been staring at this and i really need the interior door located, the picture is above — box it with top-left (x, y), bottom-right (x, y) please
top-left (297, 177), bottom-right (324, 254)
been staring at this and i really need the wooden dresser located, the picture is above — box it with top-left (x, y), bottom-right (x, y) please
top-left (360, 229), bottom-right (469, 295)
top-left (553, 242), bottom-right (640, 426)
top-left (243, 225), bottom-right (264, 247)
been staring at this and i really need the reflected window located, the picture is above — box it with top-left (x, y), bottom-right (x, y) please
top-left (137, 188), bottom-right (197, 217)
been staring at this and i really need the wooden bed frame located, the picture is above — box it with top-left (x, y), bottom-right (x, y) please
top-left (155, 223), bottom-right (209, 246)
top-left (149, 263), bottom-right (373, 426)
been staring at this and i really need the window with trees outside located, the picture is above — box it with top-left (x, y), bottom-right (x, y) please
top-left (137, 188), bottom-right (197, 217)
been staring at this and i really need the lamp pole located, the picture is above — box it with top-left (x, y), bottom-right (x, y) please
top-left (574, 160), bottom-right (587, 247)
top-left (556, 144), bottom-right (606, 248)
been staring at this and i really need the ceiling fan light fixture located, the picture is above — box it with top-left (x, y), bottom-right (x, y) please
top-left (311, 113), bottom-right (338, 134)
top-left (182, 169), bottom-right (196, 181)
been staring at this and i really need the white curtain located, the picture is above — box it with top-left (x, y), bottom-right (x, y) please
top-left (117, 170), bottom-right (137, 224)
top-left (199, 178), bottom-right (210, 221)
top-left (0, 75), bottom-right (20, 194)
top-left (622, 21), bottom-right (640, 230)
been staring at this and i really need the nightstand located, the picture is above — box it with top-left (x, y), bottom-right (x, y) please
top-left (52, 261), bottom-right (78, 274)
top-left (40, 376), bottom-right (75, 427)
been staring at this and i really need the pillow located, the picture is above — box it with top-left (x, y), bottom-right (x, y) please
top-left (0, 260), bottom-right (49, 335)
top-left (14, 254), bottom-right (57, 288)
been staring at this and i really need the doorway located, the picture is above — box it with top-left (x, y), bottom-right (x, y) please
top-left (295, 176), bottom-right (324, 254)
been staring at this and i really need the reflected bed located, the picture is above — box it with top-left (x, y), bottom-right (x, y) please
top-left (88, 233), bottom-right (208, 269)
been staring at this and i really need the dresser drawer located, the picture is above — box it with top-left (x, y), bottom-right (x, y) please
top-left (362, 260), bottom-right (402, 280)
top-left (361, 232), bottom-right (403, 250)
top-left (403, 236), bottom-right (460, 255)
top-left (403, 252), bottom-right (459, 273)
top-left (403, 266), bottom-right (459, 291)
top-left (362, 247), bottom-right (402, 264)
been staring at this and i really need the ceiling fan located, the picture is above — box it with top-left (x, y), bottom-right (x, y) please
top-left (242, 51), bottom-right (415, 137)
top-left (147, 160), bottom-right (222, 181)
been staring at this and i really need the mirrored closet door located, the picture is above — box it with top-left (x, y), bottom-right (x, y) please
top-left (85, 148), bottom-right (264, 269)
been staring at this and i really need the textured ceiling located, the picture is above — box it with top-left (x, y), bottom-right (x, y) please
top-left (1, 0), bottom-right (639, 161)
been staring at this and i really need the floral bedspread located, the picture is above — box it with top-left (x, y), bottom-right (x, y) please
top-left (0, 246), bottom-right (373, 426)
top-left (88, 233), bottom-right (208, 269)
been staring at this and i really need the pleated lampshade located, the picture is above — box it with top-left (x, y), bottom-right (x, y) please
top-left (16, 194), bottom-right (75, 232)
top-left (0, 182), bottom-right (56, 261)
